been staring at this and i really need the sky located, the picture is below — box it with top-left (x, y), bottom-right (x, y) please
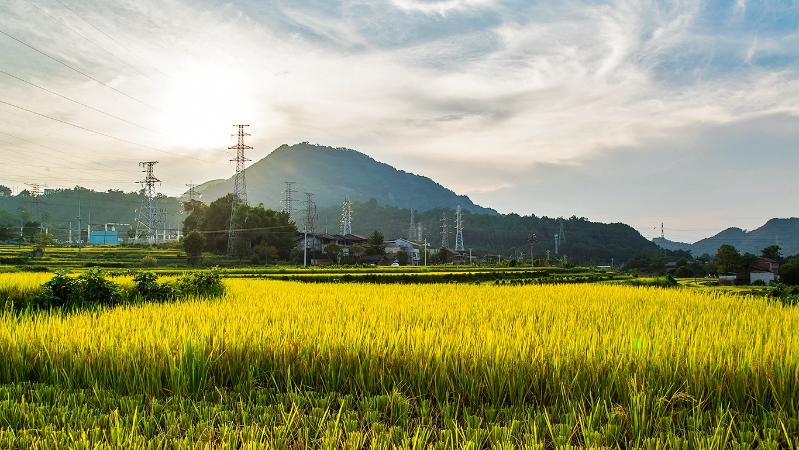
top-left (1, 0), bottom-right (798, 243)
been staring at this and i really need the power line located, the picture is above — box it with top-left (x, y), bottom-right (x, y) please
top-left (52, 0), bottom-right (174, 81)
top-left (0, 29), bottom-right (163, 112)
top-left (0, 70), bottom-right (167, 135)
top-left (20, 0), bottom-right (170, 90)
top-left (0, 99), bottom-right (226, 165)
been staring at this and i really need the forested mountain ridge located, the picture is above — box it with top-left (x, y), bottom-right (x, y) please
top-left (0, 187), bottom-right (183, 242)
top-left (315, 199), bottom-right (660, 264)
top-left (195, 143), bottom-right (497, 215)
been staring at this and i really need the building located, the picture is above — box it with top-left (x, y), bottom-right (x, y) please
top-left (384, 238), bottom-right (422, 266)
top-left (293, 232), bottom-right (368, 265)
top-left (89, 231), bottom-right (120, 245)
top-left (734, 257), bottom-right (781, 286)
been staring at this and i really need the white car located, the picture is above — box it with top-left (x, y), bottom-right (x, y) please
top-left (390, 261), bottom-right (400, 267)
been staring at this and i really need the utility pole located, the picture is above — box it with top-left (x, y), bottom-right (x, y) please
top-left (469, 248), bottom-right (472, 265)
top-left (546, 249), bottom-right (550, 261)
top-left (440, 212), bottom-right (449, 249)
top-left (135, 161), bottom-right (160, 244)
top-left (227, 125), bottom-right (252, 254)
top-left (559, 218), bottom-right (566, 244)
top-left (528, 233), bottom-right (537, 266)
top-left (424, 237), bottom-right (428, 266)
top-left (303, 193), bottom-right (317, 265)
top-left (454, 205), bottom-right (464, 252)
top-left (282, 181), bottom-right (296, 223)
top-left (555, 233), bottom-right (559, 255)
top-left (341, 196), bottom-right (353, 235)
top-left (76, 200), bottom-right (83, 255)
top-left (409, 209), bottom-right (416, 241)
top-left (417, 223), bottom-right (423, 244)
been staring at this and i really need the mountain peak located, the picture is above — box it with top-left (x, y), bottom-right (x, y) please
top-left (195, 143), bottom-right (497, 215)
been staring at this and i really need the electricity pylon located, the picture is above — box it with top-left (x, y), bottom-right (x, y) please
top-left (227, 125), bottom-right (251, 254)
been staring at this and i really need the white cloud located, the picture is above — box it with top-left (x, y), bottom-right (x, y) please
top-left (0, 0), bottom-right (797, 239)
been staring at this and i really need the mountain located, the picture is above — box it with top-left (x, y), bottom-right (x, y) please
top-left (312, 200), bottom-right (660, 263)
top-left (195, 143), bottom-right (497, 215)
top-left (687, 218), bottom-right (799, 256)
top-left (652, 237), bottom-right (692, 252)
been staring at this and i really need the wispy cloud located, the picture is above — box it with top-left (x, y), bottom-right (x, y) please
top-left (0, 0), bottom-right (797, 237)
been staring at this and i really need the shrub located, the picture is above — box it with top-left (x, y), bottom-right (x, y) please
top-left (132, 272), bottom-right (176, 303)
top-left (31, 271), bottom-right (79, 309)
top-left (142, 256), bottom-right (158, 267)
top-left (78, 269), bottom-right (122, 307)
top-left (175, 270), bottom-right (225, 298)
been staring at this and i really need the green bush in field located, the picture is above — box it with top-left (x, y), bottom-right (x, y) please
top-left (32, 269), bottom-right (121, 310)
top-left (174, 270), bottom-right (225, 298)
top-left (142, 255), bottom-right (158, 267)
top-left (132, 272), bottom-right (176, 303)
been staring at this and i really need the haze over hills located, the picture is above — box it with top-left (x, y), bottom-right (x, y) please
top-left (653, 218), bottom-right (799, 256)
top-left (195, 143), bottom-right (497, 215)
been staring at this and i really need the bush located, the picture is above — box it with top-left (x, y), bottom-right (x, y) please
top-left (751, 279), bottom-right (766, 286)
top-left (175, 270), bottom-right (225, 298)
top-left (132, 272), bottom-right (176, 302)
top-left (32, 269), bottom-right (121, 310)
top-left (142, 256), bottom-right (158, 267)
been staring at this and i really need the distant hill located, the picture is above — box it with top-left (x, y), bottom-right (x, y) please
top-left (0, 187), bottom-right (183, 242)
top-left (314, 199), bottom-right (660, 263)
top-left (686, 218), bottom-right (799, 256)
top-left (652, 237), bottom-right (692, 252)
top-left (195, 143), bottom-right (497, 215)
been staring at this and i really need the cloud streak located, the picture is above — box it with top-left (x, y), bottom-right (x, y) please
top-left (0, 0), bottom-right (797, 240)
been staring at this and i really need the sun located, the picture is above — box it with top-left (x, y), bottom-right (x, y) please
top-left (158, 65), bottom-right (255, 149)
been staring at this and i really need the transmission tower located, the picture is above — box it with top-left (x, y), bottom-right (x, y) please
top-left (454, 205), bottom-right (464, 251)
top-left (440, 212), bottom-right (449, 248)
top-left (340, 197), bottom-right (353, 235)
top-left (303, 192), bottom-right (317, 234)
top-left (227, 125), bottom-right (252, 254)
top-left (25, 183), bottom-right (46, 227)
top-left (554, 233), bottom-right (559, 255)
top-left (559, 218), bottom-right (566, 243)
top-left (135, 162), bottom-right (160, 244)
top-left (409, 209), bottom-right (416, 241)
top-left (417, 223), bottom-right (423, 243)
top-left (282, 181), bottom-right (296, 223)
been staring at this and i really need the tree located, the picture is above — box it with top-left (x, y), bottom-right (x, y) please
top-left (350, 243), bottom-right (365, 263)
top-left (740, 252), bottom-right (758, 267)
top-left (780, 263), bottom-right (799, 285)
top-left (716, 244), bottom-right (741, 273)
top-left (761, 245), bottom-right (782, 261)
top-left (365, 231), bottom-right (386, 255)
top-left (396, 248), bottom-right (409, 266)
top-left (438, 247), bottom-right (449, 264)
top-left (183, 229), bottom-right (206, 265)
top-left (0, 185), bottom-right (11, 197)
top-left (324, 243), bottom-right (343, 263)
top-left (33, 231), bottom-right (53, 252)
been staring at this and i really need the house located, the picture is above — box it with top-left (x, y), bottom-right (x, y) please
top-left (758, 257), bottom-right (780, 276)
top-left (293, 232), bottom-right (368, 265)
top-left (384, 238), bottom-right (422, 266)
top-left (718, 273), bottom-right (737, 286)
top-left (736, 265), bottom-right (774, 285)
top-left (362, 254), bottom-right (390, 266)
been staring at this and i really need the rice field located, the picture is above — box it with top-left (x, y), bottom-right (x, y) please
top-left (1, 275), bottom-right (797, 448)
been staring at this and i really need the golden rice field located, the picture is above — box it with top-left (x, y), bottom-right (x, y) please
top-left (1, 274), bottom-right (798, 448)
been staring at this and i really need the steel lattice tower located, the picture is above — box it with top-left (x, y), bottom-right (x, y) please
top-left (559, 218), bottom-right (566, 243)
top-left (227, 125), bottom-right (252, 254)
top-left (440, 212), bottom-right (449, 249)
top-left (409, 209), bottom-right (416, 241)
top-left (282, 181), bottom-right (296, 223)
top-left (303, 192), bottom-right (317, 234)
top-left (135, 161), bottom-right (160, 244)
top-left (454, 205), bottom-right (464, 251)
top-left (340, 197), bottom-right (352, 235)
top-left (25, 183), bottom-right (46, 227)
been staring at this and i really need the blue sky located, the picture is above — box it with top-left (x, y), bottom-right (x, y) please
top-left (1, 0), bottom-right (798, 242)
